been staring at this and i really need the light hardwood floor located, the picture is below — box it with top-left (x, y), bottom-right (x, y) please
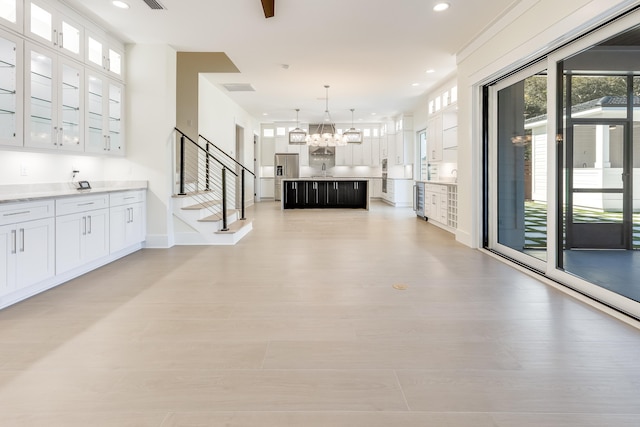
top-left (1, 201), bottom-right (640, 426)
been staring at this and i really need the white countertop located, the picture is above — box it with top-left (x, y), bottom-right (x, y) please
top-left (282, 177), bottom-right (373, 181)
top-left (415, 180), bottom-right (458, 186)
top-left (0, 181), bottom-right (148, 204)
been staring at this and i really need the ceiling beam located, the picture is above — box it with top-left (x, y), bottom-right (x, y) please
top-left (261, 0), bottom-right (275, 18)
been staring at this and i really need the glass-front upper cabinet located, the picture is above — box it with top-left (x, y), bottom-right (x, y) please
top-left (24, 42), bottom-right (83, 151)
top-left (86, 72), bottom-right (123, 155)
top-left (86, 31), bottom-right (123, 79)
top-left (27, 0), bottom-right (83, 61)
top-left (0, 0), bottom-right (23, 32)
top-left (0, 28), bottom-right (22, 146)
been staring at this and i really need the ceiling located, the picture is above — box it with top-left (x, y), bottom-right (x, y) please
top-left (59, 0), bottom-right (519, 124)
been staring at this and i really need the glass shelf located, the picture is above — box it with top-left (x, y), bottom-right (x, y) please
top-left (0, 87), bottom-right (16, 94)
top-left (0, 59), bottom-right (16, 68)
top-left (0, 108), bottom-right (16, 114)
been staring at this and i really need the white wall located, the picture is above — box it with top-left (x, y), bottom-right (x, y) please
top-left (455, 0), bottom-right (636, 248)
top-left (198, 76), bottom-right (259, 205)
top-left (108, 44), bottom-right (177, 248)
top-left (0, 150), bottom-right (106, 185)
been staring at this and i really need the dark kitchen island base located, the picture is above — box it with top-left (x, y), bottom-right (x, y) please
top-left (282, 179), bottom-right (368, 210)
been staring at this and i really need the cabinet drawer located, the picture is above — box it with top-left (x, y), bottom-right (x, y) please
top-left (0, 200), bottom-right (55, 225)
top-left (56, 194), bottom-right (109, 216)
top-left (110, 190), bottom-right (145, 207)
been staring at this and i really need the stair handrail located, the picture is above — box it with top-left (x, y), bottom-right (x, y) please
top-left (174, 128), bottom-right (238, 177)
top-left (199, 133), bottom-right (253, 221)
top-left (198, 134), bottom-right (256, 177)
top-left (175, 127), bottom-right (237, 231)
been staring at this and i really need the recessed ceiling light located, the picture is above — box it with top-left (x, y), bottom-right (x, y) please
top-left (433, 2), bottom-right (450, 12)
top-left (412, 83), bottom-right (420, 87)
top-left (426, 69), bottom-right (435, 74)
top-left (112, 1), bottom-right (130, 9)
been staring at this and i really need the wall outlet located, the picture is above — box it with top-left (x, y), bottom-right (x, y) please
top-left (20, 164), bottom-right (27, 176)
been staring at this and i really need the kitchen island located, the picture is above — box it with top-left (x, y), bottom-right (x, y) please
top-left (281, 178), bottom-right (368, 210)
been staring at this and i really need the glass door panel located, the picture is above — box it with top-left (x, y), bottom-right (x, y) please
top-left (30, 2), bottom-right (52, 43)
top-left (567, 123), bottom-right (625, 248)
top-left (0, 32), bottom-right (18, 146)
top-left (87, 36), bottom-right (103, 68)
top-left (86, 74), bottom-right (103, 152)
top-left (60, 61), bottom-right (81, 148)
top-left (28, 48), bottom-right (54, 147)
top-left (108, 48), bottom-right (121, 76)
top-left (108, 82), bottom-right (121, 153)
top-left (0, 0), bottom-right (16, 24)
top-left (490, 69), bottom-right (548, 265)
top-left (61, 20), bottom-right (80, 56)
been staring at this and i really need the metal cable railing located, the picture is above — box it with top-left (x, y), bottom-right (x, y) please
top-left (174, 128), bottom-right (238, 231)
top-left (199, 134), bottom-right (255, 220)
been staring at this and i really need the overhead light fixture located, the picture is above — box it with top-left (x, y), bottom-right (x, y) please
top-left (426, 69), bottom-right (435, 74)
top-left (343, 109), bottom-right (362, 143)
top-left (305, 85), bottom-right (347, 147)
top-left (288, 108), bottom-right (307, 144)
top-left (433, 2), bottom-right (450, 12)
top-left (112, 1), bottom-right (130, 9)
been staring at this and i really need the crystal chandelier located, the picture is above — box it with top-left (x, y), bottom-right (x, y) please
top-left (305, 85), bottom-right (347, 146)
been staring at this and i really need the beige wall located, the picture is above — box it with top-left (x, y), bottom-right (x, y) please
top-left (175, 52), bottom-right (239, 141)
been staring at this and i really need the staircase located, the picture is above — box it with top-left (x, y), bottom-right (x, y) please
top-left (172, 129), bottom-right (254, 245)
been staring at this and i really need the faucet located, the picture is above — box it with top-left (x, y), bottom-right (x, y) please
top-left (451, 169), bottom-right (457, 182)
top-left (322, 162), bottom-right (326, 177)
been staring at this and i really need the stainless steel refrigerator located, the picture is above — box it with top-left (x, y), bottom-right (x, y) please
top-left (274, 153), bottom-right (299, 201)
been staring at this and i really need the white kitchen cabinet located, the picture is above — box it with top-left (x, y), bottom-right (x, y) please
top-left (382, 178), bottom-right (413, 207)
top-left (260, 178), bottom-right (274, 198)
top-left (425, 183), bottom-right (455, 230)
top-left (85, 29), bottom-right (123, 79)
top-left (0, 28), bottom-right (23, 147)
top-left (24, 42), bottom-right (83, 151)
top-left (27, 0), bottom-right (83, 61)
top-left (260, 137), bottom-right (275, 166)
top-left (286, 142), bottom-right (309, 166)
top-left (0, 200), bottom-right (55, 297)
top-left (427, 114), bottom-right (443, 162)
top-left (109, 190), bottom-right (145, 254)
top-left (0, 0), bottom-right (23, 33)
top-left (55, 194), bottom-right (109, 274)
top-left (85, 72), bottom-right (123, 155)
top-left (369, 178), bottom-right (382, 198)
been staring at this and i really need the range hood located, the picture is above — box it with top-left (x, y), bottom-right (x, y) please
top-left (309, 146), bottom-right (335, 156)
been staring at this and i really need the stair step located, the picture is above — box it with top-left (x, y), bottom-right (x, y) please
top-left (181, 200), bottom-right (222, 210)
top-left (216, 218), bottom-right (252, 234)
top-left (198, 209), bottom-right (239, 222)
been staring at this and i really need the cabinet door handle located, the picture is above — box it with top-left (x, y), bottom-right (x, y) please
top-left (87, 215), bottom-right (92, 234)
top-left (59, 127), bottom-right (64, 146)
top-left (3, 211), bottom-right (30, 217)
top-left (59, 31), bottom-right (64, 49)
top-left (11, 230), bottom-right (16, 254)
top-left (19, 228), bottom-right (24, 252)
top-left (53, 29), bottom-right (58, 46)
top-left (78, 202), bottom-right (95, 207)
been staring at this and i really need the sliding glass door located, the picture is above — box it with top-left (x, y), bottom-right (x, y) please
top-left (486, 65), bottom-right (548, 269)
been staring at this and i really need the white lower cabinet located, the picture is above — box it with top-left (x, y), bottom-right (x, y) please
top-left (55, 196), bottom-right (110, 274)
top-left (0, 188), bottom-right (146, 309)
top-left (109, 190), bottom-right (145, 254)
top-left (0, 217), bottom-right (55, 297)
top-left (0, 200), bottom-right (55, 297)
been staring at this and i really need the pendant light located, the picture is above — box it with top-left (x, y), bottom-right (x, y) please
top-left (288, 108), bottom-right (307, 144)
top-left (343, 108), bottom-right (362, 143)
top-left (305, 85), bottom-right (346, 146)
